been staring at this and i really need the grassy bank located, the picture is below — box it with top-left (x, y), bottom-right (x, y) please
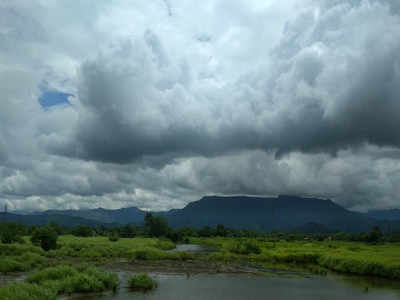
top-left (0, 265), bottom-right (118, 300)
top-left (192, 237), bottom-right (400, 279)
top-left (1, 235), bottom-right (400, 298)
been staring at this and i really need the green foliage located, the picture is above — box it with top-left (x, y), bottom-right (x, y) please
top-left (0, 222), bottom-right (27, 244)
top-left (0, 257), bottom-right (25, 273)
top-left (0, 283), bottom-right (57, 300)
top-left (71, 225), bottom-right (93, 237)
top-left (216, 224), bottom-right (228, 237)
top-left (27, 265), bottom-right (119, 295)
top-left (30, 226), bottom-right (58, 251)
top-left (230, 239), bottom-right (261, 255)
top-left (155, 238), bottom-right (175, 250)
top-left (145, 213), bottom-right (170, 237)
top-left (193, 237), bottom-right (400, 279)
top-left (364, 226), bottom-right (383, 244)
top-left (0, 243), bottom-right (43, 256)
top-left (119, 225), bottom-right (137, 238)
top-left (0, 251), bottom-right (47, 274)
top-left (132, 248), bottom-right (166, 260)
top-left (128, 273), bottom-right (157, 291)
top-left (108, 232), bottom-right (119, 242)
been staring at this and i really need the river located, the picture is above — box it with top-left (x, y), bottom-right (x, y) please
top-left (69, 271), bottom-right (400, 300)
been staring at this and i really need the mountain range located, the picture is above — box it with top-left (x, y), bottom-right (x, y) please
top-left (4, 195), bottom-right (400, 233)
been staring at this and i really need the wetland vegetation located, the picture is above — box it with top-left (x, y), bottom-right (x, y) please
top-left (1, 219), bottom-right (400, 299)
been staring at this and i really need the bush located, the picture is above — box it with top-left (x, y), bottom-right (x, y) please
top-left (0, 222), bottom-right (27, 244)
top-left (71, 226), bottom-right (93, 237)
top-left (0, 252), bottom-right (47, 274)
top-left (155, 238), bottom-right (175, 250)
top-left (145, 213), bottom-right (170, 237)
top-left (230, 240), bottom-right (261, 255)
top-left (108, 232), bottom-right (119, 242)
top-left (27, 265), bottom-right (119, 295)
top-left (133, 248), bottom-right (163, 260)
top-left (30, 226), bottom-right (58, 251)
top-left (0, 258), bottom-right (26, 273)
top-left (0, 283), bottom-right (56, 300)
top-left (128, 273), bottom-right (157, 291)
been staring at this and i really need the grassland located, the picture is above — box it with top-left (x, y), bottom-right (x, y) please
top-left (191, 237), bottom-right (400, 279)
top-left (1, 235), bottom-right (400, 298)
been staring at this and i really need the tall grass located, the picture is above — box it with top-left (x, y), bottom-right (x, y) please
top-left (128, 273), bottom-right (157, 291)
top-left (27, 265), bottom-right (119, 294)
top-left (0, 283), bottom-right (56, 300)
top-left (193, 237), bottom-right (400, 279)
top-left (0, 253), bottom-right (47, 273)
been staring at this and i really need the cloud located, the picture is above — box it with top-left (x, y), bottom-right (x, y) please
top-left (0, 0), bottom-right (400, 211)
top-left (51, 0), bottom-right (400, 163)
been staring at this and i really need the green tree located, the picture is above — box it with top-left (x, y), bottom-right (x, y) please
top-left (144, 213), bottom-right (153, 228)
top-left (0, 222), bottom-right (26, 244)
top-left (108, 231), bottom-right (119, 242)
top-left (71, 225), bottom-right (93, 237)
top-left (120, 225), bottom-right (137, 238)
top-left (144, 213), bottom-right (169, 237)
top-left (365, 226), bottom-right (383, 244)
top-left (30, 226), bottom-right (58, 251)
top-left (216, 224), bottom-right (228, 237)
top-left (149, 216), bottom-right (169, 237)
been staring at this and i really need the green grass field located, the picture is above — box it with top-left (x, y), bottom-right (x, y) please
top-left (1, 236), bottom-right (400, 298)
top-left (192, 237), bottom-right (400, 279)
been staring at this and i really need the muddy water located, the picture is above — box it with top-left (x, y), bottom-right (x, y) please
top-left (69, 272), bottom-right (400, 300)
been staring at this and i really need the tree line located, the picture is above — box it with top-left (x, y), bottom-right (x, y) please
top-left (1, 213), bottom-right (399, 252)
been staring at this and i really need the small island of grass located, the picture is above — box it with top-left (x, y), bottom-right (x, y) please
top-left (128, 273), bottom-right (158, 291)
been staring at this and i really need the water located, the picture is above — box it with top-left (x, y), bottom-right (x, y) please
top-left (69, 272), bottom-right (400, 300)
top-left (0, 273), bottom-right (27, 286)
top-left (170, 244), bottom-right (211, 252)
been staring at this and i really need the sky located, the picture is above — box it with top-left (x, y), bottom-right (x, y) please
top-left (1, 0), bottom-right (400, 212)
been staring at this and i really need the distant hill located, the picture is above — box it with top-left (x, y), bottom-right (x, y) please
top-left (163, 195), bottom-right (383, 232)
top-left (5, 195), bottom-right (400, 233)
top-left (39, 207), bottom-right (146, 225)
top-left (365, 209), bottom-right (400, 221)
top-left (0, 212), bottom-right (108, 227)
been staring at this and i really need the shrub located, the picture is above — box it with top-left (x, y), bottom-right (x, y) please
top-left (128, 273), bottom-right (157, 291)
top-left (1, 230), bottom-right (18, 244)
top-left (108, 232), bottom-right (119, 242)
top-left (30, 227), bottom-right (58, 251)
top-left (0, 283), bottom-right (56, 300)
top-left (0, 244), bottom-right (43, 256)
top-left (71, 226), bottom-right (93, 237)
top-left (27, 265), bottom-right (119, 295)
top-left (133, 249), bottom-right (162, 260)
top-left (155, 238), bottom-right (175, 250)
top-left (28, 265), bottom-right (77, 283)
top-left (230, 240), bottom-right (261, 255)
top-left (0, 257), bottom-right (26, 273)
top-left (0, 222), bottom-right (27, 244)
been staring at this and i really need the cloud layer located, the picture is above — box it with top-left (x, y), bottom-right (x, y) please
top-left (1, 0), bottom-right (400, 212)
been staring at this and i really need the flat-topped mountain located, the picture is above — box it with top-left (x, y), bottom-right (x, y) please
top-left (163, 195), bottom-right (378, 232)
top-left (8, 195), bottom-right (400, 232)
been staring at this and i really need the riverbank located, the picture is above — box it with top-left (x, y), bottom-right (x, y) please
top-left (1, 236), bottom-right (400, 298)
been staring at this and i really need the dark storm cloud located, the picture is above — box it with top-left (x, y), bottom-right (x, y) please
top-left (56, 0), bottom-right (400, 164)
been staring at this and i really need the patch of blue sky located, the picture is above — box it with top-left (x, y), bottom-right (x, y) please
top-left (38, 90), bottom-right (74, 108)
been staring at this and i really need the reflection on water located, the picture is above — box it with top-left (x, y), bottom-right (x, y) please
top-left (171, 244), bottom-right (210, 252)
top-left (0, 273), bottom-right (26, 286)
top-left (69, 272), bottom-right (400, 300)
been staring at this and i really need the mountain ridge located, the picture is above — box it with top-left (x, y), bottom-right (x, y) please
top-left (8, 195), bottom-right (400, 233)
